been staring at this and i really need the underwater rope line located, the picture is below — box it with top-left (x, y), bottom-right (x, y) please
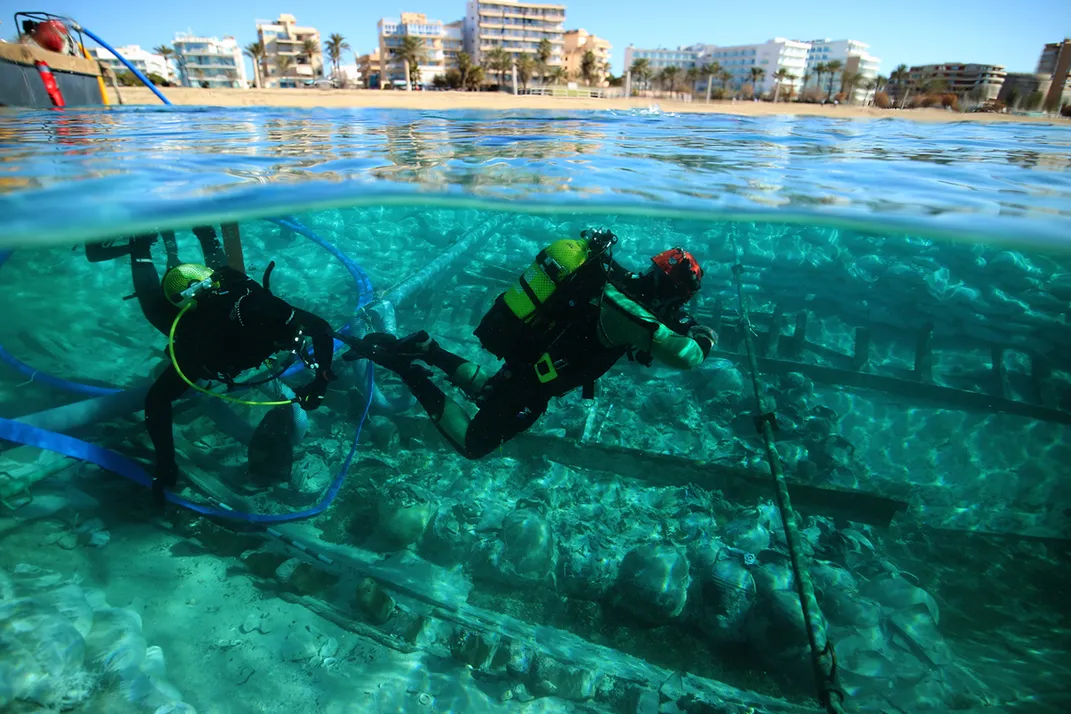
top-left (0, 218), bottom-right (375, 523)
top-left (729, 249), bottom-right (846, 713)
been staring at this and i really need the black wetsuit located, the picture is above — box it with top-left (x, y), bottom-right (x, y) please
top-left (145, 266), bottom-right (335, 497)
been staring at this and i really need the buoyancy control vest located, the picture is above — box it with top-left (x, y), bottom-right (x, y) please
top-left (473, 230), bottom-right (656, 399)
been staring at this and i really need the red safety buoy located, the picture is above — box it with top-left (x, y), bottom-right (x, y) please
top-left (31, 19), bottom-right (69, 54)
top-left (34, 61), bottom-right (66, 108)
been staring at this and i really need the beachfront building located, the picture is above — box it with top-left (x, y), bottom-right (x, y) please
top-left (562, 29), bottom-right (611, 85)
top-left (172, 33), bottom-right (247, 88)
top-left (379, 13), bottom-right (448, 88)
top-left (700, 38), bottom-right (810, 98)
top-left (1036, 39), bottom-right (1071, 109)
top-left (623, 45), bottom-right (700, 76)
top-left (89, 45), bottom-right (174, 82)
top-left (256, 14), bottom-right (323, 88)
top-left (444, 21), bottom-right (464, 71)
top-left (358, 49), bottom-right (383, 89)
top-left (901, 63), bottom-right (1007, 102)
top-left (463, 0), bottom-right (566, 68)
top-left (800, 39), bottom-right (881, 102)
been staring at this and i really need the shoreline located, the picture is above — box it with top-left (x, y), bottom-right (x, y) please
top-left (106, 87), bottom-right (1062, 123)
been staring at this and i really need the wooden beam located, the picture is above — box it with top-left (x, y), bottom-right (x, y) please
top-left (787, 310), bottom-right (808, 360)
top-left (392, 416), bottom-right (908, 527)
top-left (763, 304), bottom-right (784, 357)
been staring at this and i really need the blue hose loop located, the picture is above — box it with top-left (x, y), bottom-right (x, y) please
top-left (0, 361), bottom-right (373, 523)
top-left (0, 219), bottom-right (375, 522)
top-left (76, 25), bottom-right (171, 106)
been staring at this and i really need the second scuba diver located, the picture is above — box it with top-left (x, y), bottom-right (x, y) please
top-left (89, 225), bottom-right (337, 507)
top-left (339, 228), bottom-right (717, 459)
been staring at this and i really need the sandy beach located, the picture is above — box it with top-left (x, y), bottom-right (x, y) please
top-left (106, 86), bottom-right (1060, 123)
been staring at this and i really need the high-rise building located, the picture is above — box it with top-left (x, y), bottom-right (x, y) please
top-left (563, 29), bottom-right (611, 85)
top-left (444, 21), bottom-right (464, 71)
top-left (379, 12), bottom-right (447, 88)
top-left (172, 34), bottom-right (246, 88)
top-left (1036, 39), bottom-right (1071, 109)
top-left (463, 0), bottom-right (566, 67)
top-left (701, 38), bottom-right (810, 97)
top-left (903, 63), bottom-right (1006, 102)
top-left (801, 39), bottom-right (881, 102)
top-left (89, 45), bottom-right (175, 82)
top-left (256, 14), bottom-right (323, 88)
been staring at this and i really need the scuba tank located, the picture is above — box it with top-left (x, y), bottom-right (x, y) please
top-left (474, 229), bottom-right (617, 366)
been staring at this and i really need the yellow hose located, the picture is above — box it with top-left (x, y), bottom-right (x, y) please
top-left (169, 303), bottom-right (295, 407)
top-left (80, 44), bottom-right (110, 106)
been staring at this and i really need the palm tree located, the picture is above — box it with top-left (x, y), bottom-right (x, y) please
top-left (396, 35), bottom-right (425, 90)
top-left (629, 57), bottom-right (651, 91)
top-left (548, 66), bottom-right (567, 86)
top-left (686, 66), bottom-right (702, 94)
top-left (658, 65), bottom-right (681, 93)
top-left (153, 45), bottom-right (175, 82)
top-left (580, 49), bottom-right (598, 86)
top-left (275, 54), bottom-right (294, 87)
top-left (718, 69), bottom-right (732, 96)
top-left (243, 41), bottom-right (265, 88)
top-left (873, 74), bottom-right (888, 95)
top-left (824, 59), bottom-right (843, 100)
top-left (704, 60), bottom-right (721, 97)
top-left (749, 66), bottom-right (765, 99)
top-left (785, 73), bottom-right (798, 101)
top-left (325, 34), bottom-right (350, 81)
top-left (812, 62), bottom-right (826, 99)
top-left (303, 38), bottom-right (321, 77)
top-left (774, 67), bottom-right (789, 102)
top-left (891, 63), bottom-right (910, 108)
top-left (465, 66), bottom-right (485, 91)
top-left (536, 38), bottom-right (552, 84)
top-left (485, 47), bottom-right (511, 86)
top-left (516, 55), bottom-right (536, 92)
top-left (457, 51), bottom-right (473, 90)
top-left (840, 70), bottom-right (859, 102)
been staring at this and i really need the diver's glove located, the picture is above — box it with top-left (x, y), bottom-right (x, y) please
top-left (688, 324), bottom-right (718, 359)
top-left (294, 370), bottom-right (334, 411)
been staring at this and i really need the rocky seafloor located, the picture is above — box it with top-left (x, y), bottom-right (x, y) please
top-left (1, 206), bottom-right (1070, 712)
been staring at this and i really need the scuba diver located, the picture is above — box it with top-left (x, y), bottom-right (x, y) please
top-left (340, 228), bottom-right (717, 460)
top-left (87, 225), bottom-right (336, 507)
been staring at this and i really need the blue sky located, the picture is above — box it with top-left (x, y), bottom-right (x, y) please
top-left (3, 0), bottom-right (1068, 77)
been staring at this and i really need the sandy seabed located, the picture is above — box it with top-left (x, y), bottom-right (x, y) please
top-left (107, 86), bottom-right (1060, 123)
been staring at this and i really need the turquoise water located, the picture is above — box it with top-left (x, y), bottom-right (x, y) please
top-left (0, 107), bottom-right (1070, 714)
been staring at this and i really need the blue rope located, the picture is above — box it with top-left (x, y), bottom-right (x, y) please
top-left (0, 218), bottom-right (374, 523)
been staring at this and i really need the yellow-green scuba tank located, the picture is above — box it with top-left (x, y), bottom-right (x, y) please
top-left (503, 238), bottom-right (592, 323)
top-left (474, 229), bottom-right (617, 368)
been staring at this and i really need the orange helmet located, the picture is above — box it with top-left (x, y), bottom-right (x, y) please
top-left (651, 248), bottom-right (703, 302)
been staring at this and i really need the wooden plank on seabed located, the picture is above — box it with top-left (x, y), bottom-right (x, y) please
top-left (392, 415), bottom-right (907, 527)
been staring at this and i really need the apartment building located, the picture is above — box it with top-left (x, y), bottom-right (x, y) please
top-left (905, 63), bottom-right (1006, 101)
top-left (358, 49), bottom-right (383, 89)
top-left (379, 13), bottom-right (448, 88)
top-left (89, 45), bottom-right (174, 81)
top-left (444, 21), bottom-right (464, 70)
top-left (799, 39), bottom-right (881, 101)
top-left (172, 34), bottom-right (247, 88)
top-left (624, 45), bottom-right (700, 75)
top-left (256, 14), bottom-right (322, 88)
top-left (1036, 39), bottom-right (1071, 109)
top-left (701, 38), bottom-right (810, 96)
top-left (463, 0), bottom-right (566, 67)
top-left (562, 29), bottom-right (611, 84)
